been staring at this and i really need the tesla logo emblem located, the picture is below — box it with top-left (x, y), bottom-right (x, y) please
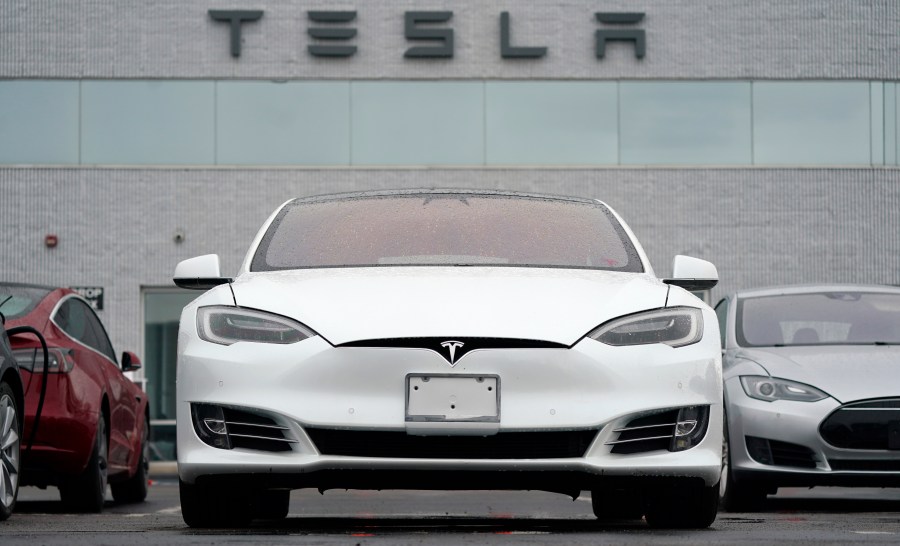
top-left (440, 341), bottom-right (465, 366)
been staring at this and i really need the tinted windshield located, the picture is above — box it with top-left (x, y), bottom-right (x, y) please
top-left (0, 285), bottom-right (51, 320)
top-left (737, 291), bottom-right (900, 347)
top-left (251, 194), bottom-right (643, 272)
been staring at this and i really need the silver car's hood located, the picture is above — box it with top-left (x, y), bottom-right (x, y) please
top-left (735, 346), bottom-right (900, 403)
top-left (230, 267), bottom-right (668, 346)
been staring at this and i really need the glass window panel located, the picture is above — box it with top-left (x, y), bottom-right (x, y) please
top-left (486, 82), bottom-right (618, 165)
top-left (0, 81), bottom-right (79, 164)
top-left (81, 81), bottom-right (214, 165)
top-left (890, 83), bottom-right (899, 166)
top-left (620, 82), bottom-right (752, 165)
top-left (144, 290), bottom-right (197, 426)
top-left (753, 82), bottom-right (870, 165)
top-left (351, 82), bottom-right (484, 165)
top-left (870, 82), bottom-right (884, 165)
top-left (217, 81), bottom-right (350, 165)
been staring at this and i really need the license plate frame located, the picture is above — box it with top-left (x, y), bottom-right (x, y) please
top-left (405, 374), bottom-right (500, 423)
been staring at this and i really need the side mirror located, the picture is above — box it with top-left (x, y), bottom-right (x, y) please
top-left (121, 351), bottom-right (142, 372)
top-left (173, 254), bottom-right (233, 290)
top-left (663, 255), bottom-right (718, 291)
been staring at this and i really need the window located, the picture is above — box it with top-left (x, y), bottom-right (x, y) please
top-left (252, 194), bottom-right (643, 272)
top-left (54, 298), bottom-right (116, 362)
top-left (144, 289), bottom-right (198, 461)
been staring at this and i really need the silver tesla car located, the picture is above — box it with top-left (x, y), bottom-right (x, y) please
top-left (716, 285), bottom-right (900, 510)
top-left (173, 189), bottom-right (723, 528)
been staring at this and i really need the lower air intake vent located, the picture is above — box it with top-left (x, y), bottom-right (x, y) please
top-left (746, 436), bottom-right (817, 468)
top-left (191, 403), bottom-right (298, 452)
top-left (222, 408), bottom-right (297, 452)
top-left (607, 406), bottom-right (710, 455)
top-left (305, 429), bottom-right (597, 459)
top-left (608, 410), bottom-right (679, 454)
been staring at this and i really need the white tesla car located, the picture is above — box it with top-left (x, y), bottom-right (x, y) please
top-left (717, 285), bottom-right (900, 511)
top-left (173, 190), bottom-right (723, 528)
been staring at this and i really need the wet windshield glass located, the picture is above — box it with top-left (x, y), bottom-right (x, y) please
top-left (737, 292), bottom-right (900, 346)
top-left (251, 194), bottom-right (643, 272)
top-left (0, 285), bottom-right (50, 320)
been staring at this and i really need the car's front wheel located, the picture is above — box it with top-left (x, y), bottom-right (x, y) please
top-left (590, 488), bottom-right (643, 521)
top-left (60, 416), bottom-right (108, 513)
top-left (643, 481), bottom-right (719, 529)
top-left (720, 417), bottom-right (770, 512)
top-left (180, 479), bottom-right (252, 528)
top-left (0, 383), bottom-right (21, 522)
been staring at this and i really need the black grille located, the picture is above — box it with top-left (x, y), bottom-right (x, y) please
top-left (829, 459), bottom-right (900, 471)
top-left (338, 337), bottom-right (566, 365)
top-left (608, 410), bottom-right (678, 455)
top-left (820, 398), bottom-right (900, 450)
top-left (305, 428), bottom-right (597, 459)
top-left (746, 436), bottom-right (817, 468)
top-left (222, 408), bottom-right (296, 452)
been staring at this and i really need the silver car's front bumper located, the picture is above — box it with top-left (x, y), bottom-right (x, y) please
top-left (177, 333), bottom-right (723, 491)
top-left (725, 377), bottom-right (900, 487)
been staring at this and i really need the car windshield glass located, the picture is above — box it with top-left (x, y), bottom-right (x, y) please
top-left (0, 285), bottom-right (51, 320)
top-left (251, 194), bottom-right (643, 272)
top-left (737, 292), bottom-right (900, 347)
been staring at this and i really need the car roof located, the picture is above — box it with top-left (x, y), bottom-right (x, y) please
top-left (287, 189), bottom-right (604, 206)
top-left (732, 283), bottom-right (900, 299)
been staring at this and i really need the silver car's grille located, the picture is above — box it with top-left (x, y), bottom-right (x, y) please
top-left (828, 459), bottom-right (900, 471)
top-left (820, 398), bottom-right (900, 450)
top-left (305, 428), bottom-right (597, 459)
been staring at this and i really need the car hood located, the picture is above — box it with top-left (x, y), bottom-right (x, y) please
top-left (230, 267), bottom-right (668, 346)
top-left (733, 346), bottom-right (900, 403)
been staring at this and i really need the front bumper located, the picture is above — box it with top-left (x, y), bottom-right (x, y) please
top-left (725, 377), bottom-right (900, 487)
top-left (177, 334), bottom-right (723, 490)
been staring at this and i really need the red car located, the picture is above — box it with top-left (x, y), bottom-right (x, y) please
top-left (0, 283), bottom-right (149, 512)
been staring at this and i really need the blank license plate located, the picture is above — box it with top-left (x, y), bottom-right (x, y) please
top-left (406, 374), bottom-right (499, 422)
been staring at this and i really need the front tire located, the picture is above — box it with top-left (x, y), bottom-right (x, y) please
top-left (180, 479), bottom-right (252, 528)
top-left (644, 482), bottom-right (719, 529)
top-left (591, 488), bottom-right (643, 521)
top-left (720, 416), bottom-right (770, 512)
top-left (111, 417), bottom-right (149, 503)
top-left (0, 383), bottom-right (21, 522)
top-left (60, 416), bottom-right (108, 513)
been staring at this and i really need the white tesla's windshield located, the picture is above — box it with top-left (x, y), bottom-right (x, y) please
top-left (738, 291), bottom-right (900, 346)
top-left (251, 193), bottom-right (643, 272)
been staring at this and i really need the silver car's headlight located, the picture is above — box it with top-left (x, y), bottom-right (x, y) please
top-left (588, 307), bottom-right (703, 348)
top-left (740, 375), bottom-right (829, 402)
top-left (197, 306), bottom-right (316, 346)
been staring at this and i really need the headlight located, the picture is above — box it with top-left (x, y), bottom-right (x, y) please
top-left (740, 375), bottom-right (829, 402)
top-left (588, 307), bottom-right (703, 348)
top-left (197, 306), bottom-right (316, 346)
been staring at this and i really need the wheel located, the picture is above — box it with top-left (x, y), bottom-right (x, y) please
top-left (179, 479), bottom-right (252, 528)
top-left (644, 482), bottom-right (719, 529)
top-left (720, 415), bottom-right (769, 512)
top-left (591, 488), bottom-right (643, 521)
top-left (60, 416), bottom-right (108, 513)
top-left (111, 417), bottom-right (149, 503)
top-left (0, 383), bottom-right (21, 522)
top-left (252, 489), bottom-right (290, 520)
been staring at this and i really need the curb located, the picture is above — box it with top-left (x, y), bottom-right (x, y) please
top-left (149, 461), bottom-right (178, 479)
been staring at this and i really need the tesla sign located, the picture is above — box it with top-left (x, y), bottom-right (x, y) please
top-left (208, 10), bottom-right (646, 60)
